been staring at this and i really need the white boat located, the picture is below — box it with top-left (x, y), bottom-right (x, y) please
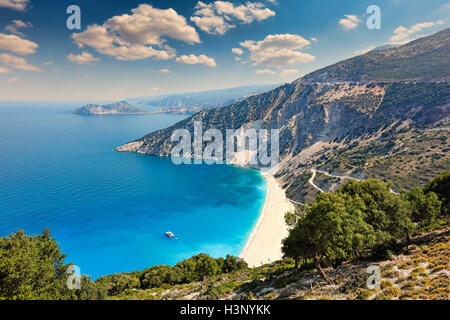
top-left (165, 231), bottom-right (175, 238)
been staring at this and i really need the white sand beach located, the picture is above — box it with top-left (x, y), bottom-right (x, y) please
top-left (241, 173), bottom-right (295, 267)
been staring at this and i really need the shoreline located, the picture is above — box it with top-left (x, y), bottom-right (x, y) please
top-left (240, 172), bottom-right (295, 267)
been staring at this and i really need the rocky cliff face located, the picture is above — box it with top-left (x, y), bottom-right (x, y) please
top-left (74, 101), bottom-right (146, 115)
top-left (116, 29), bottom-right (450, 197)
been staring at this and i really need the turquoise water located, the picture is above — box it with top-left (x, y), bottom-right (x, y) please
top-left (0, 102), bottom-right (266, 279)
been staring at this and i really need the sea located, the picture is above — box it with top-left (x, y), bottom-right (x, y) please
top-left (0, 101), bottom-right (266, 279)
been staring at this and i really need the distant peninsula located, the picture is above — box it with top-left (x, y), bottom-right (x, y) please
top-left (73, 101), bottom-right (147, 115)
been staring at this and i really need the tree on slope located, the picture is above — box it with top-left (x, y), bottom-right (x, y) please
top-left (338, 179), bottom-right (415, 244)
top-left (406, 187), bottom-right (441, 227)
top-left (283, 193), bottom-right (376, 284)
top-left (0, 229), bottom-right (106, 300)
top-left (425, 171), bottom-right (450, 218)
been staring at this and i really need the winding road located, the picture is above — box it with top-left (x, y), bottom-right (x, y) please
top-left (289, 166), bottom-right (400, 206)
top-left (288, 168), bottom-right (358, 206)
top-left (308, 168), bottom-right (398, 195)
top-left (308, 168), bottom-right (360, 193)
top-left (308, 169), bottom-right (324, 193)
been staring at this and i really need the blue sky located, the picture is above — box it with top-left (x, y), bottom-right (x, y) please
top-left (0, 0), bottom-right (448, 100)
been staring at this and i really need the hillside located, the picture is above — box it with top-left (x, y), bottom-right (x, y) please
top-left (116, 28), bottom-right (450, 196)
top-left (108, 228), bottom-right (450, 300)
top-left (74, 101), bottom-right (146, 115)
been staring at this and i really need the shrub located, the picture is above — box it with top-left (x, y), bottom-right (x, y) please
top-left (376, 286), bottom-right (401, 299)
top-left (425, 171), bottom-right (450, 218)
top-left (381, 280), bottom-right (393, 289)
top-left (355, 288), bottom-right (373, 300)
top-left (405, 187), bottom-right (441, 227)
top-left (0, 229), bottom-right (107, 300)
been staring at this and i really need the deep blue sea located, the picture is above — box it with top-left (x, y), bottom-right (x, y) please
top-left (0, 101), bottom-right (266, 279)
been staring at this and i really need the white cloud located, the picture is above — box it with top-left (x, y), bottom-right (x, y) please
top-left (176, 54), bottom-right (217, 67)
top-left (8, 77), bottom-right (20, 83)
top-left (0, 33), bottom-right (38, 55)
top-left (255, 68), bottom-right (275, 74)
top-left (103, 4), bottom-right (200, 45)
top-left (240, 33), bottom-right (315, 67)
top-left (339, 14), bottom-right (360, 31)
top-left (266, 0), bottom-right (278, 4)
top-left (0, 66), bottom-right (10, 73)
top-left (280, 68), bottom-right (298, 77)
top-left (390, 20), bottom-right (444, 44)
top-left (355, 19), bottom-right (445, 55)
top-left (157, 68), bottom-right (170, 73)
top-left (235, 56), bottom-right (248, 64)
top-left (72, 4), bottom-right (200, 61)
top-left (0, 0), bottom-right (30, 11)
top-left (98, 44), bottom-right (175, 61)
top-left (67, 52), bottom-right (100, 65)
top-left (5, 20), bottom-right (32, 36)
top-left (0, 53), bottom-right (41, 71)
top-left (215, 1), bottom-right (275, 22)
top-left (232, 47), bottom-right (244, 55)
top-left (151, 87), bottom-right (160, 91)
top-left (43, 61), bottom-right (53, 65)
top-left (355, 45), bottom-right (376, 55)
top-left (191, 1), bottom-right (275, 35)
top-left (310, 37), bottom-right (318, 43)
top-left (73, 25), bottom-right (115, 50)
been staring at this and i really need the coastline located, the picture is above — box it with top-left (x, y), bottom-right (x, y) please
top-left (240, 172), bottom-right (295, 267)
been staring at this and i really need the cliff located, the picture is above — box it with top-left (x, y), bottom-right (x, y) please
top-left (116, 28), bottom-right (450, 197)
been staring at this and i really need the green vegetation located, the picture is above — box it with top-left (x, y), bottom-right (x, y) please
top-left (282, 173), bottom-right (448, 283)
top-left (315, 126), bottom-right (449, 192)
top-left (111, 229), bottom-right (448, 301)
top-left (0, 230), bottom-right (246, 300)
top-left (96, 253), bottom-right (247, 297)
top-left (425, 171), bottom-right (450, 218)
top-left (313, 172), bottom-right (347, 193)
top-left (283, 192), bottom-right (376, 283)
top-left (0, 229), bottom-right (107, 300)
top-left (285, 172), bottom-right (319, 203)
top-left (406, 187), bottom-right (441, 227)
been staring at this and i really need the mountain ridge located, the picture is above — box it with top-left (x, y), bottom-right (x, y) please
top-left (298, 28), bottom-right (450, 84)
top-left (116, 28), bottom-right (450, 196)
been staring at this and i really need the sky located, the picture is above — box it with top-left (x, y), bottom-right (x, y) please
top-left (0, 0), bottom-right (448, 100)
